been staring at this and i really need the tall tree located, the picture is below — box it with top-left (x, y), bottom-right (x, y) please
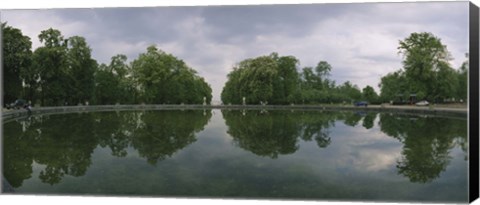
top-left (2, 23), bottom-right (32, 104)
top-left (270, 53), bottom-right (300, 104)
top-left (109, 54), bottom-right (136, 104)
top-left (66, 36), bottom-right (97, 105)
top-left (94, 64), bottom-right (119, 105)
top-left (33, 28), bottom-right (69, 106)
top-left (397, 32), bottom-right (453, 101)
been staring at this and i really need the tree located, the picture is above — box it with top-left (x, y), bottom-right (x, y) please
top-left (362, 85), bottom-right (379, 104)
top-left (455, 54), bottom-right (468, 102)
top-left (66, 36), bottom-right (97, 105)
top-left (397, 32), bottom-right (453, 101)
top-left (1, 23), bottom-right (32, 104)
top-left (379, 71), bottom-right (408, 103)
top-left (270, 53), bottom-right (300, 104)
top-left (336, 81), bottom-right (362, 103)
top-left (94, 64), bottom-right (120, 104)
top-left (315, 61), bottom-right (332, 79)
top-left (221, 53), bottom-right (301, 105)
top-left (94, 55), bottom-right (136, 105)
top-left (432, 61), bottom-right (458, 102)
top-left (131, 45), bottom-right (212, 104)
top-left (33, 28), bottom-right (69, 106)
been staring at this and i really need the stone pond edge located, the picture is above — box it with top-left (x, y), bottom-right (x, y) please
top-left (1, 104), bottom-right (468, 122)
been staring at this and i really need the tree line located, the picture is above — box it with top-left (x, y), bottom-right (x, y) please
top-left (3, 22), bottom-right (468, 106)
top-left (222, 32), bottom-right (468, 105)
top-left (220, 52), bottom-right (379, 105)
top-left (2, 23), bottom-right (212, 106)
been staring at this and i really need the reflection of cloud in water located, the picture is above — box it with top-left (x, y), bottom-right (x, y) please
top-left (197, 111), bottom-right (233, 144)
top-left (349, 146), bottom-right (402, 172)
top-left (328, 123), bottom-right (403, 173)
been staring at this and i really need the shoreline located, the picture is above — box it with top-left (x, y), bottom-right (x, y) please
top-left (2, 104), bottom-right (467, 122)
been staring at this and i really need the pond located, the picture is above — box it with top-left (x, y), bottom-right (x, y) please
top-left (2, 109), bottom-right (468, 203)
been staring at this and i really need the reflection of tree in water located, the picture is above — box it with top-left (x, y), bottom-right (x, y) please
top-left (3, 110), bottom-right (211, 187)
top-left (31, 114), bottom-right (97, 185)
top-left (3, 120), bottom-right (36, 188)
top-left (222, 110), bottom-right (339, 158)
top-left (92, 110), bottom-right (211, 164)
top-left (340, 111), bottom-right (377, 130)
top-left (131, 110), bottom-right (211, 165)
top-left (94, 111), bottom-right (137, 157)
top-left (379, 113), bottom-right (467, 183)
top-left (342, 112), bottom-right (363, 127)
top-left (362, 112), bottom-right (376, 129)
top-left (299, 112), bottom-right (338, 148)
top-left (3, 114), bottom-right (97, 186)
top-left (223, 110), bottom-right (300, 158)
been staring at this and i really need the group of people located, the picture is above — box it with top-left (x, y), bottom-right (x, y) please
top-left (6, 99), bottom-right (32, 114)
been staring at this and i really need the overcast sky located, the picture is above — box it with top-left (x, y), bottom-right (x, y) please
top-left (0, 1), bottom-right (469, 102)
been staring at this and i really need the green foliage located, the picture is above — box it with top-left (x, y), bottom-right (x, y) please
top-left (362, 86), bottom-right (379, 104)
top-left (221, 53), bottom-right (370, 105)
top-left (1, 23), bottom-right (32, 104)
top-left (132, 45), bottom-right (212, 104)
top-left (271, 53), bottom-right (301, 104)
top-left (455, 55), bottom-right (468, 102)
top-left (95, 64), bottom-right (121, 104)
top-left (380, 32), bottom-right (467, 103)
top-left (222, 54), bottom-right (284, 104)
top-left (336, 81), bottom-right (362, 103)
top-left (66, 36), bottom-right (97, 104)
top-left (3, 25), bottom-right (211, 106)
top-left (33, 28), bottom-right (69, 106)
top-left (221, 54), bottom-right (283, 104)
top-left (379, 71), bottom-right (407, 102)
top-left (28, 29), bottom-right (99, 106)
top-left (94, 55), bottom-right (138, 105)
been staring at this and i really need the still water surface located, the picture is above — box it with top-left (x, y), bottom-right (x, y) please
top-left (2, 110), bottom-right (468, 202)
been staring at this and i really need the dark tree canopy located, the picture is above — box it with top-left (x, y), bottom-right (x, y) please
top-left (3, 25), bottom-right (212, 107)
top-left (1, 23), bottom-right (32, 104)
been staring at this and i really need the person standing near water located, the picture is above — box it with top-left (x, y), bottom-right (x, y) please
top-left (23, 101), bottom-right (32, 115)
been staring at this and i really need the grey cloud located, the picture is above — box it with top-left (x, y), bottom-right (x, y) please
top-left (199, 4), bottom-right (352, 44)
